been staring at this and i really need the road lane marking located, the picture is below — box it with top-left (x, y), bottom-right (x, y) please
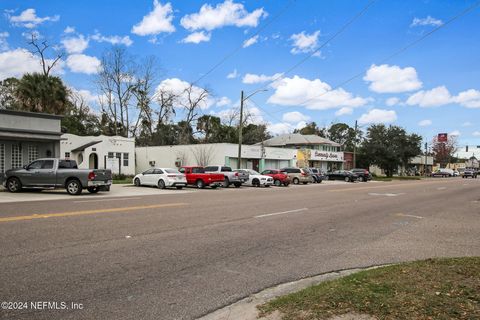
top-left (437, 187), bottom-right (447, 190)
top-left (395, 213), bottom-right (424, 219)
top-left (254, 208), bottom-right (308, 218)
top-left (73, 197), bottom-right (143, 203)
top-left (368, 192), bottom-right (405, 197)
top-left (0, 203), bottom-right (188, 223)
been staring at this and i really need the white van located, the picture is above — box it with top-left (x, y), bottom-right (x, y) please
top-left (433, 168), bottom-right (454, 177)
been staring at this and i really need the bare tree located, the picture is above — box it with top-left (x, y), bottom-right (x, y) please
top-left (28, 33), bottom-right (63, 77)
top-left (180, 84), bottom-right (209, 126)
top-left (191, 145), bottom-right (214, 166)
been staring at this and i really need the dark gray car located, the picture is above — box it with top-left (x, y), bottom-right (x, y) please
top-left (3, 158), bottom-right (112, 195)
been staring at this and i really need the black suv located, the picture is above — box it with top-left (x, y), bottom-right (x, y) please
top-left (351, 168), bottom-right (372, 182)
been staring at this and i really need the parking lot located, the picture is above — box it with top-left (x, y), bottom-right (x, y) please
top-left (1, 177), bottom-right (479, 320)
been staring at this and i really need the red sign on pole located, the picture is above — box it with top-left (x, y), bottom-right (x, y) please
top-left (438, 133), bottom-right (448, 142)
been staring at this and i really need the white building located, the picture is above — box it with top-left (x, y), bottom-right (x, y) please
top-left (61, 134), bottom-right (135, 175)
top-left (135, 143), bottom-right (297, 173)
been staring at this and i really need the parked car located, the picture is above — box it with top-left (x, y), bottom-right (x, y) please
top-left (179, 166), bottom-right (224, 189)
top-left (3, 158), bottom-right (112, 195)
top-left (432, 168), bottom-right (454, 177)
top-left (351, 168), bottom-right (372, 182)
top-left (204, 165), bottom-right (247, 188)
top-left (462, 169), bottom-right (478, 178)
top-left (234, 169), bottom-right (274, 187)
top-left (325, 170), bottom-right (359, 182)
top-left (305, 168), bottom-right (323, 183)
top-left (453, 170), bottom-right (460, 177)
top-left (280, 167), bottom-right (312, 184)
top-left (261, 169), bottom-right (290, 186)
top-left (133, 168), bottom-right (187, 189)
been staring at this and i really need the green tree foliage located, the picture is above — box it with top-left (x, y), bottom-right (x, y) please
top-left (327, 123), bottom-right (359, 151)
top-left (359, 124), bottom-right (422, 177)
top-left (242, 123), bottom-right (271, 145)
top-left (294, 122), bottom-right (326, 137)
top-left (15, 73), bottom-right (69, 114)
top-left (0, 77), bottom-right (20, 110)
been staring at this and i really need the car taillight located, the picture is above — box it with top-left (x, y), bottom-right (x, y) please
top-left (365, 170), bottom-right (369, 174)
top-left (301, 172), bottom-right (307, 176)
top-left (88, 171), bottom-right (96, 180)
top-left (235, 172), bottom-right (239, 176)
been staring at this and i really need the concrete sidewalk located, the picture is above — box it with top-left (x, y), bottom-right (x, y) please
top-left (0, 184), bottom-right (194, 203)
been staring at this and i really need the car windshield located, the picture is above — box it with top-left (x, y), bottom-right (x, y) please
top-left (248, 169), bottom-right (260, 175)
top-left (165, 169), bottom-right (181, 174)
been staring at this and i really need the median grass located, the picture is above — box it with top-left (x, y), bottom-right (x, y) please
top-left (112, 179), bottom-right (132, 184)
top-left (258, 257), bottom-right (480, 320)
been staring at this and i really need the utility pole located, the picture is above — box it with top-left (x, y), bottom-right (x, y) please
top-left (237, 90), bottom-right (244, 169)
top-left (353, 120), bottom-right (358, 168)
top-left (424, 142), bottom-right (428, 177)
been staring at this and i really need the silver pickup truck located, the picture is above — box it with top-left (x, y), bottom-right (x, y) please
top-left (204, 165), bottom-right (249, 188)
top-left (3, 158), bottom-right (112, 195)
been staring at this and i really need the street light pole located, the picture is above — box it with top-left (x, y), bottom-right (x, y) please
top-left (353, 120), bottom-right (358, 168)
top-left (237, 90), bottom-right (244, 169)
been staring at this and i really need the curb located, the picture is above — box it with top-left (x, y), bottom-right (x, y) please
top-left (197, 265), bottom-right (391, 320)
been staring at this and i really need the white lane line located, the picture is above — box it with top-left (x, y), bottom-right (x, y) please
top-left (368, 193), bottom-right (405, 197)
top-left (254, 208), bottom-right (309, 218)
top-left (396, 213), bottom-right (424, 219)
top-left (73, 197), bottom-right (143, 203)
top-left (437, 187), bottom-right (447, 190)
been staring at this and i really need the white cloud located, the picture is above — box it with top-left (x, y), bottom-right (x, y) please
top-left (454, 89), bottom-right (480, 108)
top-left (64, 26), bottom-right (75, 34)
top-left (290, 30), bottom-right (320, 55)
top-left (181, 31), bottom-right (211, 44)
top-left (242, 72), bottom-right (282, 84)
top-left (364, 64), bottom-right (422, 93)
top-left (418, 119), bottom-right (432, 127)
top-left (462, 122), bottom-right (472, 127)
top-left (243, 35), bottom-right (258, 48)
top-left (385, 97), bottom-right (400, 106)
top-left (61, 35), bottom-right (89, 54)
top-left (282, 111), bottom-right (310, 123)
top-left (0, 32), bottom-right (9, 51)
top-left (411, 16), bottom-right (443, 27)
top-left (8, 8), bottom-right (59, 28)
top-left (131, 0), bottom-right (175, 36)
top-left (180, 0), bottom-right (267, 32)
top-left (216, 96), bottom-right (231, 107)
top-left (156, 78), bottom-right (213, 109)
top-left (335, 107), bottom-right (353, 116)
top-left (449, 130), bottom-right (460, 137)
top-left (66, 54), bottom-right (101, 74)
top-left (70, 87), bottom-right (98, 104)
top-left (0, 48), bottom-right (64, 80)
top-left (406, 86), bottom-right (451, 107)
top-left (91, 32), bottom-right (133, 46)
top-left (268, 75), bottom-right (368, 110)
top-left (472, 131), bottom-right (480, 137)
top-left (358, 109), bottom-right (397, 125)
top-left (227, 69), bottom-right (238, 79)
top-left (267, 122), bottom-right (294, 135)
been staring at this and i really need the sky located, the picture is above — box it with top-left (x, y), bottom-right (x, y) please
top-left (0, 0), bottom-right (479, 148)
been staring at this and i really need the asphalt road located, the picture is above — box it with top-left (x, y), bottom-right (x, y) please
top-left (0, 178), bottom-right (479, 320)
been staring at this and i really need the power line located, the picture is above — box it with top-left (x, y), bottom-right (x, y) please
top-left (191, 0), bottom-right (297, 87)
top-left (280, 0), bottom-right (480, 112)
top-left (247, 0), bottom-right (378, 95)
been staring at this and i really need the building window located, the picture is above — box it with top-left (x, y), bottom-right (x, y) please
top-left (108, 152), bottom-right (114, 158)
top-left (0, 144), bottom-right (4, 173)
top-left (65, 152), bottom-right (71, 159)
top-left (123, 153), bottom-right (129, 167)
top-left (12, 144), bottom-right (22, 168)
top-left (28, 145), bottom-right (38, 163)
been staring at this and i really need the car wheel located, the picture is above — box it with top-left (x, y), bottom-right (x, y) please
top-left (196, 180), bottom-right (205, 189)
top-left (234, 182), bottom-right (241, 188)
top-left (284, 182), bottom-right (290, 187)
top-left (223, 178), bottom-right (230, 188)
top-left (324, 176), bottom-right (329, 181)
top-left (6, 177), bottom-right (22, 193)
top-left (274, 179), bottom-right (282, 187)
top-left (252, 179), bottom-right (260, 187)
top-left (293, 177), bottom-right (300, 185)
top-left (87, 187), bottom-right (99, 194)
top-left (176, 186), bottom-right (183, 190)
top-left (134, 178), bottom-right (141, 186)
top-left (66, 179), bottom-right (82, 195)
top-left (211, 185), bottom-right (218, 189)
top-left (158, 179), bottom-right (166, 189)
top-left (358, 176), bottom-right (364, 182)
top-left (344, 177), bottom-right (350, 182)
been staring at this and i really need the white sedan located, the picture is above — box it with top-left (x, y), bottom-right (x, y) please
top-left (234, 169), bottom-right (274, 187)
top-left (133, 168), bottom-right (187, 189)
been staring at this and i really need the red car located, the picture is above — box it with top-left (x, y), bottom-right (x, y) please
top-left (179, 166), bottom-right (224, 189)
top-left (261, 169), bottom-right (290, 186)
